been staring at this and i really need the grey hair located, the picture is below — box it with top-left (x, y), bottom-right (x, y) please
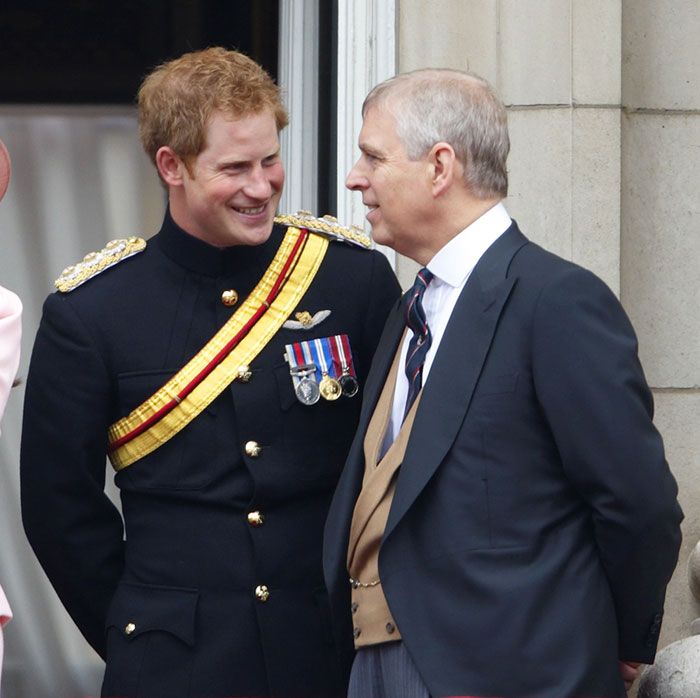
top-left (362, 69), bottom-right (509, 198)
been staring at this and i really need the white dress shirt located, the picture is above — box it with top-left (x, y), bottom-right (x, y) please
top-left (384, 202), bottom-right (512, 447)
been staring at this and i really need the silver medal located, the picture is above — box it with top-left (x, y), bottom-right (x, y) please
top-left (296, 376), bottom-right (321, 405)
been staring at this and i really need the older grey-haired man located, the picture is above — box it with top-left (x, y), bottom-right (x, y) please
top-left (323, 69), bottom-right (682, 698)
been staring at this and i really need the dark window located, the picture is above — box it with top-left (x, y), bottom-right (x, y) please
top-left (0, 0), bottom-right (279, 104)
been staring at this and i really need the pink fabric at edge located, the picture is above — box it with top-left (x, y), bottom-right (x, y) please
top-left (0, 284), bottom-right (21, 436)
top-left (0, 285), bottom-right (20, 695)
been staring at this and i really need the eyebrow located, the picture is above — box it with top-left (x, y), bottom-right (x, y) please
top-left (217, 149), bottom-right (281, 169)
top-left (217, 159), bottom-right (248, 169)
top-left (358, 143), bottom-right (383, 158)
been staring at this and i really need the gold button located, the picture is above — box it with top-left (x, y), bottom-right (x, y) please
top-left (255, 585), bottom-right (270, 602)
top-left (353, 627), bottom-right (361, 639)
top-left (124, 622), bottom-right (136, 635)
top-left (221, 289), bottom-right (238, 306)
top-left (247, 511), bottom-right (264, 527)
top-left (385, 622), bottom-right (395, 634)
top-left (244, 441), bottom-right (262, 458)
top-left (237, 365), bottom-right (252, 383)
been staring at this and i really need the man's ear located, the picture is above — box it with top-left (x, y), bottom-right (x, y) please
top-left (156, 146), bottom-right (187, 187)
top-left (428, 142), bottom-right (459, 197)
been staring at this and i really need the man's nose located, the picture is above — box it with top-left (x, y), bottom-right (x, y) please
top-left (244, 164), bottom-right (273, 199)
top-left (345, 159), bottom-right (367, 191)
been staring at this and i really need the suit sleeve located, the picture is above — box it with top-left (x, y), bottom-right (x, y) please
top-left (21, 293), bottom-right (124, 659)
top-left (531, 265), bottom-right (682, 664)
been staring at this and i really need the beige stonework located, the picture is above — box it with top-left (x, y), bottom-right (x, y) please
top-left (620, 113), bottom-right (700, 388)
top-left (506, 107), bottom-right (572, 259)
top-left (398, 0), bottom-right (500, 79)
top-left (651, 392), bottom-right (700, 650)
top-left (622, 0), bottom-right (700, 110)
top-left (499, 0), bottom-right (571, 105)
top-left (573, 0), bottom-right (622, 105)
top-left (572, 107), bottom-right (621, 293)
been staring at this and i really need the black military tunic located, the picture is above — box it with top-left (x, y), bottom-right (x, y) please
top-left (21, 211), bottom-right (401, 698)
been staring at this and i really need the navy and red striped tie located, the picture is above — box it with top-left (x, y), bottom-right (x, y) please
top-left (403, 267), bottom-right (434, 419)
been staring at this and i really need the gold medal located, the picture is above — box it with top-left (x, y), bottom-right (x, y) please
top-left (319, 373), bottom-right (342, 400)
top-left (311, 337), bottom-right (342, 401)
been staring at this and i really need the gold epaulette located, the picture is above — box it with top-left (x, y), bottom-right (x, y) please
top-left (274, 211), bottom-right (373, 249)
top-left (55, 237), bottom-right (146, 293)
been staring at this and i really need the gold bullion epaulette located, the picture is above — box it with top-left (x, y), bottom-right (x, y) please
top-left (55, 237), bottom-right (146, 293)
top-left (274, 211), bottom-right (373, 249)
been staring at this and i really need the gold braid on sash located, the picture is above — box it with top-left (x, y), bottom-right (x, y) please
top-left (107, 227), bottom-right (328, 471)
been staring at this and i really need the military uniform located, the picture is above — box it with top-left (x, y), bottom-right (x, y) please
top-left (20, 211), bottom-right (400, 698)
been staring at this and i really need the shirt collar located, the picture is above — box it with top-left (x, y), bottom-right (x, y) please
top-left (427, 202), bottom-right (511, 287)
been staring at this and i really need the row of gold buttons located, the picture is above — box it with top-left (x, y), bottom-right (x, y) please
top-left (121, 511), bottom-right (268, 634)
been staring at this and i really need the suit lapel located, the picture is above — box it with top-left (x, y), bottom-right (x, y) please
top-left (358, 298), bottom-right (406, 430)
top-left (384, 223), bottom-right (528, 540)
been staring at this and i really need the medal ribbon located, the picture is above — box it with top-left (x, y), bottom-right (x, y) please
top-left (285, 343), bottom-right (313, 390)
top-left (330, 334), bottom-right (356, 377)
top-left (340, 334), bottom-right (356, 375)
top-left (312, 338), bottom-right (333, 377)
top-left (108, 227), bottom-right (328, 470)
top-left (300, 341), bottom-right (320, 382)
top-left (285, 344), bottom-right (300, 371)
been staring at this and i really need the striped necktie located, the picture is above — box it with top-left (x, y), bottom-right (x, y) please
top-left (403, 267), bottom-right (434, 419)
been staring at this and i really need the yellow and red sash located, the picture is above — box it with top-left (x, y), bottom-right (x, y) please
top-left (107, 226), bottom-right (328, 471)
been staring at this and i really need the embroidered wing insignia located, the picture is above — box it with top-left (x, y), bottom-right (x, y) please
top-left (282, 309), bottom-right (332, 331)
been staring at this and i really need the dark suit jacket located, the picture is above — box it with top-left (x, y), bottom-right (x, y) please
top-left (21, 212), bottom-right (401, 698)
top-left (324, 221), bottom-right (683, 698)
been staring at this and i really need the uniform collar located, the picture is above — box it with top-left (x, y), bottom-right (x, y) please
top-left (155, 208), bottom-right (280, 278)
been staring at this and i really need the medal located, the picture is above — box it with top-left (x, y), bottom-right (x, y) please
top-left (285, 334), bottom-right (356, 405)
top-left (289, 364), bottom-right (321, 405)
top-left (319, 374), bottom-right (342, 400)
top-left (314, 338), bottom-right (342, 401)
top-left (289, 363), bottom-right (321, 405)
top-left (291, 362), bottom-right (320, 405)
top-left (285, 339), bottom-right (321, 406)
top-left (296, 374), bottom-right (321, 404)
top-left (339, 372), bottom-right (359, 397)
top-left (332, 334), bottom-right (359, 397)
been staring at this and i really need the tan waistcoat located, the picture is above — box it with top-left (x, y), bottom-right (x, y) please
top-left (346, 335), bottom-right (421, 647)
